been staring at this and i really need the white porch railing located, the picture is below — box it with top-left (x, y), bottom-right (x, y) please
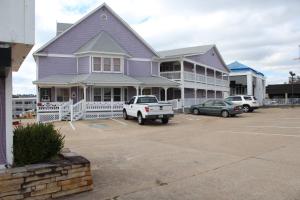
top-left (195, 74), bottom-right (206, 83)
top-left (207, 77), bottom-right (215, 85)
top-left (160, 71), bottom-right (181, 80)
top-left (85, 101), bottom-right (125, 119)
top-left (37, 102), bottom-right (65, 112)
top-left (59, 101), bottom-right (72, 121)
top-left (183, 71), bottom-right (195, 81)
top-left (71, 100), bottom-right (85, 121)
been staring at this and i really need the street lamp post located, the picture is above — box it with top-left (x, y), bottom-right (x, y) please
top-left (289, 71), bottom-right (296, 106)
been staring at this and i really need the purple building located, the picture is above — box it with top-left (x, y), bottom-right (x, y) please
top-left (34, 3), bottom-right (230, 122)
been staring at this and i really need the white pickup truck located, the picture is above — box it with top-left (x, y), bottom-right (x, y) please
top-left (123, 95), bottom-right (174, 125)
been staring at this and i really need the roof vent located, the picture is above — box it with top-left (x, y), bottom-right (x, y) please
top-left (101, 14), bottom-right (107, 21)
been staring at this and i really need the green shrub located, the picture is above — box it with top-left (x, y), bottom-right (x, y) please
top-left (13, 123), bottom-right (65, 166)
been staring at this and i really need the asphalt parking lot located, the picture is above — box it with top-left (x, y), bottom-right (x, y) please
top-left (56, 107), bottom-right (300, 200)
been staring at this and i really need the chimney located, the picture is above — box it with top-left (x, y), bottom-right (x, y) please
top-left (56, 22), bottom-right (73, 36)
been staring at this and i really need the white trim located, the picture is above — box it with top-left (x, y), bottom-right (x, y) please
top-left (76, 57), bottom-right (79, 74)
top-left (150, 61), bottom-right (153, 75)
top-left (128, 57), bottom-right (152, 61)
top-left (5, 70), bottom-right (13, 165)
top-left (74, 51), bottom-right (130, 57)
top-left (33, 3), bottom-right (159, 57)
top-left (91, 56), bottom-right (123, 73)
top-left (34, 53), bottom-right (75, 58)
top-left (127, 59), bottom-right (129, 75)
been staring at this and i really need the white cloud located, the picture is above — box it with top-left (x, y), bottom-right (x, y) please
top-left (13, 0), bottom-right (300, 94)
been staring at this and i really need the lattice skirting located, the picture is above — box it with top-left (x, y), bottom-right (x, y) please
top-left (84, 111), bottom-right (123, 119)
top-left (38, 112), bottom-right (60, 123)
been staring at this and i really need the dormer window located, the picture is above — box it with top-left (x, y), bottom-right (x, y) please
top-left (92, 56), bottom-right (123, 73)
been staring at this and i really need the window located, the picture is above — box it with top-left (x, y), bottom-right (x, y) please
top-left (94, 88), bottom-right (102, 101)
top-left (40, 88), bottom-right (51, 102)
top-left (16, 108), bottom-right (23, 111)
top-left (204, 100), bottom-right (214, 106)
top-left (142, 89), bottom-right (151, 95)
top-left (136, 97), bottom-right (158, 104)
top-left (124, 88), bottom-right (128, 101)
top-left (113, 58), bottom-right (121, 72)
top-left (113, 88), bottom-right (121, 101)
top-left (93, 57), bottom-right (101, 71)
top-left (232, 96), bottom-right (242, 101)
top-left (103, 58), bottom-right (111, 71)
top-left (214, 101), bottom-right (225, 106)
top-left (103, 88), bottom-right (111, 101)
top-left (57, 88), bottom-right (69, 102)
top-left (24, 101), bottom-right (32, 104)
top-left (128, 97), bottom-right (135, 104)
top-left (15, 101), bottom-right (23, 104)
top-left (243, 96), bottom-right (252, 101)
top-left (92, 57), bottom-right (122, 72)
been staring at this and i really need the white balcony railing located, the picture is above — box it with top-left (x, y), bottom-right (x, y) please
top-left (195, 74), bottom-right (206, 83)
top-left (207, 76), bottom-right (215, 85)
top-left (160, 71), bottom-right (181, 80)
top-left (183, 71), bottom-right (195, 81)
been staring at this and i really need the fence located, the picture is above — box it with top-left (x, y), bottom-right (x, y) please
top-left (263, 98), bottom-right (300, 106)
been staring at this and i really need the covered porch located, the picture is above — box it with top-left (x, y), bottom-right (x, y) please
top-left (33, 74), bottom-right (180, 122)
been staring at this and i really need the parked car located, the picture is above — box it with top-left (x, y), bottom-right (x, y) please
top-left (123, 95), bottom-right (174, 125)
top-left (225, 95), bottom-right (260, 112)
top-left (190, 100), bottom-right (243, 117)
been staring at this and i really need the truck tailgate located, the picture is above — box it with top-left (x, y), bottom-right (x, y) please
top-left (148, 104), bottom-right (173, 115)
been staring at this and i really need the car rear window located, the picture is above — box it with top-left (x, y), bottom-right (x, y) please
top-left (136, 97), bottom-right (158, 104)
top-left (224, 101), bottom-right (233, 105)
top-left (244, 96), bottom-right (252, 101)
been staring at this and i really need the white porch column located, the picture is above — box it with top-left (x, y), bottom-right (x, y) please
top-left (214, 70), bottom-right (216, 85)
top-left (164, 87), bottom-right (169, 102)
top-left (140, 87), bottom-right (144, 95)
top-left (247, 73), bottom-right (253, 95)
top-left (206, 90), bottom-right (208, 100)
top-left (135, 86), bottom-right (139, 96)
top-left (180, 59), bottom-right (185, 112)
top-left (194, 63), bottom-right (196, 82)
top-left (5, 70), bottom-right (13, 165)
top-left (83, 86), bottom-right (87, 101)
top-left (214, 90), bottom-right (217, 99)
top-left (194, 88), bottom-right (197, 104)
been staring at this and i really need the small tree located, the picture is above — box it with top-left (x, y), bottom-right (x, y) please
top-left (13, 123), bottom-right (65, 166)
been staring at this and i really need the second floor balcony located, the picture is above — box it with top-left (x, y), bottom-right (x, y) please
top-left (160, 61), bottom-right (229, 87)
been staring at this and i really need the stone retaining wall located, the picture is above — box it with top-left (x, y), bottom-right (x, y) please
top-left (0, 151), bottom-right (93, 200)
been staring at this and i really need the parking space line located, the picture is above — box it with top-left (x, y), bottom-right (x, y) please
top-left (247, 125), bottom-right (300, 129)
top-left (69, 121), bottom-right (76, 131)
top-left (220, 130), bottom-right (300, 138)
top-left (111, 118), bottom-right (128, 126)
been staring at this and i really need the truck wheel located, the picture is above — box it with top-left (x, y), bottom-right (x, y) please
top-left (137, 113), bottom-right (144, 125)
top-left (123, 110), bottom-right (128, 120)
top-left (162, 118), bottom-right (169, 124)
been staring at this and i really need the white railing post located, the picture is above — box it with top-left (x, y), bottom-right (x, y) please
top-left (58, 106), bottom-right (62, 121)
top-left (70, 105), bottom-right (73, 122)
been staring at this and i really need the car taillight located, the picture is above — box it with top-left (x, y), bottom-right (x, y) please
top-left (234, 106), bottom-right (240, 111)
top-left (145, 107), bottom-right (149, 112)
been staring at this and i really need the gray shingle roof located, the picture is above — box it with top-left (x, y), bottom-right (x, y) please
top-left (158, 45), bottom-right (214, 58)
top-left (33, 74), bottom-right (180, 87)
top-left (74, 31), bottom-right (129, 55)
top-left (134, 76), bottom-right (180, 87)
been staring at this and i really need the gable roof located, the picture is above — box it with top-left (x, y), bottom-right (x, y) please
top-left (158, 45), bottom-right (214, 58)
top-left (228, 61), bottom-right (264, 76)
top-left (74, 31), bottom-right (129, 56)
top-left (34, 3), bottom-right (159, 57)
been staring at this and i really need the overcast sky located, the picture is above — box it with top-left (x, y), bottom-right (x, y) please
top-left (13, 0), bottom-right (300, 94)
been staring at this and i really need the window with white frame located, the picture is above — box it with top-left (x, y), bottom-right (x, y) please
top-left (103, 88), bottom-right (112, 101)
top-left (94, 88), bottom-right (102, 101)
top-left (56, 88), bottom-right (69, 102)
top-left (113, 88), bottom-right (121, 101)
top-left (113, 58), bottom-right (121, 72)
top-left (92, 56), bottom-right (122, 72)
top-left (93, 57), bottom-right (101, 71)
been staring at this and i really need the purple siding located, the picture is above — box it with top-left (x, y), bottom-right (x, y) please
top-left (124, 59), bottom-right (128, 75)
top-left (186, 48), bottom-right (228, 72)
top-left (128, 60), bottom-right (151, 76)
top-left (152, 62), bottom-right (159, 76)
top-left (128, 87), bottom-right (137, 99)
top-left (78, 56), bottom-right (90, 74)
top-left (0, 77), bottom-right (6, 165)
top-left (40, 7), bottom-right (155, 58)
top-left (38, 57), bottom-right (77, 79)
